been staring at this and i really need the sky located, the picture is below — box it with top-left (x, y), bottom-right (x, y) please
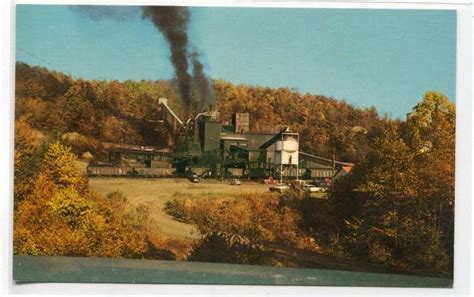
top-left (16, 5), bottom-right (456, 118)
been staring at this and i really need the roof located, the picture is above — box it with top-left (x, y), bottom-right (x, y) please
top-left (258, 127), bottom-right (291, 150)
top-left (342, 166), bottom-right (353, 173)
top-left (109, 144), bottom-right (171, 155)
top-left (299, 152), bottom-right (355, 167)
top-left (304, 161), bottom-right (333, 169)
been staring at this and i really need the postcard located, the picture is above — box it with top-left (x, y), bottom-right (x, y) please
top-left (13, 3), bottom-right (456, 287)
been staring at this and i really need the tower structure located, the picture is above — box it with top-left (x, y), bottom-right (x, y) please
top-left (274, 131), bottom-right (299, 182)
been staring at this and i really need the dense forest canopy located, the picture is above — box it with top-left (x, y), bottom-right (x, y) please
top-left (322, 91), bottom-right (455, 276)
top-left (15, 62), bottom-right (384, 163)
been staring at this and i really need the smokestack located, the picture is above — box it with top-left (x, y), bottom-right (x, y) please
top-left (142, 6), bottom-right (193, 115)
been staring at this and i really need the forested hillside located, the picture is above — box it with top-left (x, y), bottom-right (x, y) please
top-left (14, 62), bottom-right (455, 277)
top-left (15, 62), bottom-right (384, 163)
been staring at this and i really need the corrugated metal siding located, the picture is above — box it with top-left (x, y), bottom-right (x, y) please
top-left (310, 169), bottom-right (335, 178)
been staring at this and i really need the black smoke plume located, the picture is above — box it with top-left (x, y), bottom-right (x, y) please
top-left (74, 5), bottom-right (214, 115)
top-left (71, 5), bottom-right (141, 21)
top-left (142, 6), bottom-right (193, 115)
top-left (191, 50), bottom-right (216, 112)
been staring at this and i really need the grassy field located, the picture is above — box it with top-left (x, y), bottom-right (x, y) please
top-left (89, 178), bottom-right (271, 239)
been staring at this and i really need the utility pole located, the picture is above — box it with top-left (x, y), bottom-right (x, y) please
top-left (280, 160), bottom-right (283, 183)
top-left (332, 148), bottom-right (336, 177)
top-left (280, 133), bottom-right (284, 184)
top-left (296, 134), bottom-right (299, 181)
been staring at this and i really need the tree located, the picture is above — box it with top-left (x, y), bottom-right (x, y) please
top-left (14, 119), bottom-right (46, 206)
top-left (42, 141), bottom-right (85, 190)
top-left (403, 92), bottom-right (455, 202)
top-left (15, 62), bottom-right (384, 163)
top-left (14, 142), bottom-right (174, 259)
top-left (325, 92), bottom-right (455, 277)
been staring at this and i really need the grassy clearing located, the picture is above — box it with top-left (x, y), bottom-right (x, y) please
top-left (88, 178), bottom-right (271, 240)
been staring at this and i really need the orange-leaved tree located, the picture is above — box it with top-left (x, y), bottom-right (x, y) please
top-left (326, 92), bottom-right (455, 277)
top-left (14, 141), bottom-right (172, 259)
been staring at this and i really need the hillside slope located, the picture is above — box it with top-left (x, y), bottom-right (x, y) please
top-left (15, 62), bottom-right (386, 162)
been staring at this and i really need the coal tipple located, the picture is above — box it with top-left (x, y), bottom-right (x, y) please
top-left (87, 98), bottom-right (353, 180)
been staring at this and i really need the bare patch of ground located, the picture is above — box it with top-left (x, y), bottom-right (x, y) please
top-left (89, 178), bottom-right (270, 240)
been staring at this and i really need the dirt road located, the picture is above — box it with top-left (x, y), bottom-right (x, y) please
top-left (88, 177), bottom-right (387, 273)
top-left (89, 178), bottom-right (269, 239)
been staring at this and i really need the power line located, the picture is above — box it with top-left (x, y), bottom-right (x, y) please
top-left (16, 47), bottom-right (59, 70)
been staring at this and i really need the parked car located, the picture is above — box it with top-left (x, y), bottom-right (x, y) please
top-left (313, 179), bottom-right (331, 188)
top-left (188, 174), bottom-right (200, 183)
top-left (269, 183), bottom-right (290, 193)
top-left (229, 179), bottom-right (241, 186)
top-left (303, 184), bottom-right (324, 193)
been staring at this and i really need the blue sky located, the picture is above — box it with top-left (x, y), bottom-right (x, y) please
top-left (16, 5), bottom-right (456, 118)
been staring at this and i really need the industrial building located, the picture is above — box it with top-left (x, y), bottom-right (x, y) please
top-left (87, 97), bottom-right (353, 180)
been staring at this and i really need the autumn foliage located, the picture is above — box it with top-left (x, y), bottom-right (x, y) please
top-left (308, 92), bottom-right (455, 277)
top-left (15, 62), bottom-right (382, 163)
top-left (14, 141), bottom-right (172, 259)
top-left (164, 192), bottom-right (316, 265)
top-left (14, 62), bottom-right (455, 277)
